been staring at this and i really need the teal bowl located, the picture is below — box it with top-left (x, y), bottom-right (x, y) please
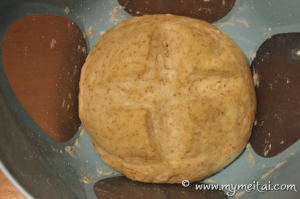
top-left (0, 0), bottom-right (299, 198)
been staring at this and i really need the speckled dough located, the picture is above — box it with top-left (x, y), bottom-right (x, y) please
top-left (79, 15), bottom-right (256, 183)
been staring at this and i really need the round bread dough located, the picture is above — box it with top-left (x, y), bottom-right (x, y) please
top-left (79, 14), bottom-right (256, 183)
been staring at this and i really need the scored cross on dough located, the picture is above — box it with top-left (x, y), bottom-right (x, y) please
top-left (79, 14), bottom-right (256, 183)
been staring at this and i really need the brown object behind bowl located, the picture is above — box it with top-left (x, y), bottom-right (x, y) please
top-left (118, 0), bottom-right (236, 23)
top-left (2, 14), bottom-right (87, 142)
top-left (250, 33), bottom-right (300, 157)
top-left (93, 176), bottom-right (228, 199)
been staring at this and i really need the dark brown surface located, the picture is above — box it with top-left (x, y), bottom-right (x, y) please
top-left (2, 14), bottom-right (87, 142)
top-left (118, 0), bottom-right (235, 23)
top-left (250, 33), bottom-right (300, 157)
top-left (94, 176), bottom-right (227, 199)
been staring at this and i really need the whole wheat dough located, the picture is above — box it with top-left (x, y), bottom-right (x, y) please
top-left (79, 14), bottom-right (256, 183)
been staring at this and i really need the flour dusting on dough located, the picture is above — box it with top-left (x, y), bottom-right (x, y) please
top-left (97, 169), bottom-right (104, 177)
top-left (65, 146), bottom-right (75, 157)
top-left (253, 68), bottom-right (259, 88)
top-left (52, 148), bottom-right (59, 153)
top-left (275, 160), bottom-right (287, 169)
top-left (261, 169), bottom-right (274, 179)
top-left (73, 66), bottom-right (77, 76)
top-left (248, 152), bottom-right (255, 165)
top-left (103, 171), bottom-right (114, 175)
top-left (75, 138), bottom-right (80, 147)
top-left (80, 128), bottom-right (84, 136)
top-left (50, 39), bottom-right (56, 49)
top-left (65, 7), bottom-right (70, 14)
top-left (82, 47), bottom-right (86, 54)
top-left (264, 144), bottom-right (271, 156)
top-left (82, 176), bottom-right (92, 183)
top-left (203, 178), bottom-right (215, 183)
top-left (246, 143), bottom-right (255, 165)
top-left (246, 143), bottom-right (250, 149)
top-left (251, 53), bottom-right (256, 60)
top-left (261, 160), bottom-right (287, 179)
top-left (85, 26), bottom-right (94, 39)
top-left (236, 19), bottom-right (249, 27)
top-left (109, 6), bottom-right (126, 22)
top-left (280, 140), bottom-right (284, 144)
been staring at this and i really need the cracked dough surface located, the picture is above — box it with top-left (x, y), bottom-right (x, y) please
top-left (79, 14), bottom-right (256, 183)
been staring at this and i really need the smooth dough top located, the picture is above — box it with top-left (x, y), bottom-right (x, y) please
top-left (79, 14), bottom-right (256, 183)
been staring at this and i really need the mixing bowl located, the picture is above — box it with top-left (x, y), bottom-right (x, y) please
top-left (0, 0), bottom-right (299, 198)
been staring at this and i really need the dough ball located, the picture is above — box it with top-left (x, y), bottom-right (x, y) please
top-left (79, 14), bottom-right (256, 183)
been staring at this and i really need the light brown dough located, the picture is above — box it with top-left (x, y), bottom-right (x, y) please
top-left (79, 14), bottom-right (256, 183)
